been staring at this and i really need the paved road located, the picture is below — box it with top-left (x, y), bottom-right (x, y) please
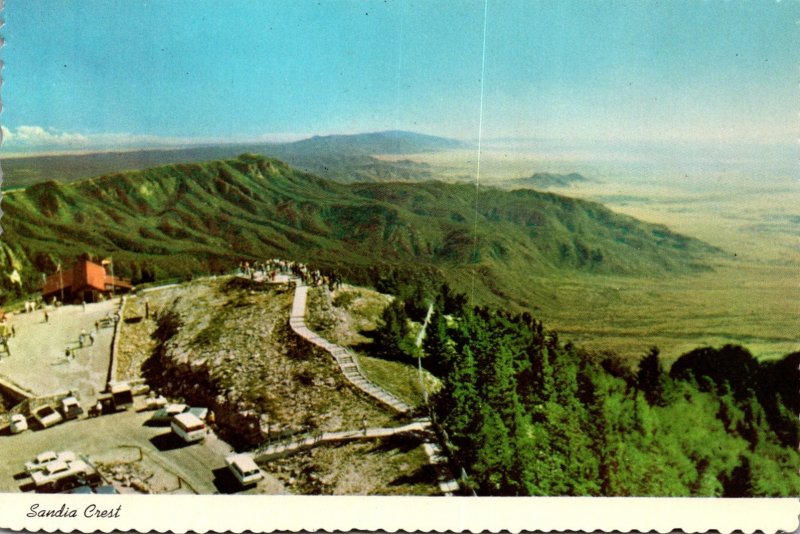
top-left (0, 407), bottom-right (285, 495)
top-left (1, 300), bottom-right (118, 401)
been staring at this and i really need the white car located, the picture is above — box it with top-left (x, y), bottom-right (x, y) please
top-left (225, 454), bottom-right (263, 486)
top-left (59, 396), bottom-right (83, 420)
top-left (25, 450), bottom-right (77, 473)
top-left (30, 459), bottom-right (90, 489)
top-left (171, 412), bottom-right (206, 443)
top-left (149, 403), bottom-right (208, 425)
top-left (145, 395), bottom-right (168, 411)
top-left (10, 414), bottom-right (28, 434)
top-left (32, 405), bottom-right (64, 429)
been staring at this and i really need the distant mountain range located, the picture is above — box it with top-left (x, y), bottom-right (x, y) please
top-left (0, 130), bottom-right (467, 189)
top-left (505, 172), bottom-right (592, 189)
top-left (285, 130), bottom-right (467, 155)
top-left (0, 154), bottom-right (719, 309)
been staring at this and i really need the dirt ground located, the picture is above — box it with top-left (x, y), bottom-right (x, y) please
top-left (264, 432), bottom-right (438, 495)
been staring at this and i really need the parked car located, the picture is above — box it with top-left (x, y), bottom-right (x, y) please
top-left (25, 451), bottom-right (58, 472)
top-left (10, 414), bottom-right (28, 434)
top-left (25, 450), bottom-right (77, 473)
top-left (31, 459), bottom-right (91, 492)
top-left (59, 396), bottom-right (83, 420)
top-left (94, 382), bottom-right (136, 415)
top-left (148, 404), bottom-right (208, 425)
top-left (225, 454), bottom-right (263, 487)
top-left (145, 394), bottom-right (168, 411)
top-left (32, 405), bottom-right (64, 429)
top-left (171, 412), bottom-right (206, 443)
top-left (109, 383), bottom-right (134, 411)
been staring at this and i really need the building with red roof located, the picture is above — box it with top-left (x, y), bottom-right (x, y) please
top-left (42, 259), bottom-right (131, 303)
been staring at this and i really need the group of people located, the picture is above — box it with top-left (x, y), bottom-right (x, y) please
top-left (78, 328), bottom-right (96, 348)
top-left (65, 327), bottom-right (96, 362)
top-left (23, 300), bottom-right (43, 313)
top-left (238, 259), bottom-right (343, 291)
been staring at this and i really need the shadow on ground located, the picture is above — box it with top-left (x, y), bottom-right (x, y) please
top-left (372, 431), bottom-right (427, 454)
top-left (211, 467), bottom-right (252, 494)
top-left (149, 432), bottom-right (191, 451)
top-left (388, 464), bottom-right (437, 488)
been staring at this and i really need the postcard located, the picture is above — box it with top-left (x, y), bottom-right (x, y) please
top-left (0, 1), bottom-right (798, 533)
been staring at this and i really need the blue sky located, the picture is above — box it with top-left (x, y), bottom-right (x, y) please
top-left (1, 0), bottom-right (798, 153)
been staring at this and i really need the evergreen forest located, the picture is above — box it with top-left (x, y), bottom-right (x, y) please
top-left (377, 282), bottom-right (799, 496)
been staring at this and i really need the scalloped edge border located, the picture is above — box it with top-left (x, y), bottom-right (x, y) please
top-left (0, 495), bottom-right (798, 534)
top-left (0, 2), bottom-right (798, 534)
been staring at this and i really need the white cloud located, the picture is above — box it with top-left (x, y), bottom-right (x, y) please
top-left (0, 125), bottom-right (310, 154)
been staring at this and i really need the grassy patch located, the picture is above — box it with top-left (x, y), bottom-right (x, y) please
top-left (358, 354), bottom-right (440, 407)
top-left (535, 261), bottom-right (799, 362)
top-left (307, 285), bottom-right (441, 407)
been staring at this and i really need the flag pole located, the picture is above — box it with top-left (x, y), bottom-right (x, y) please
top-left (58, 262), bottom-right (64, 303)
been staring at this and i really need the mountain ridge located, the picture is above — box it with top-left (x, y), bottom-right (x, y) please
top-left (0, 131), bottom-right (465, 189)
top-left (505, 172), bottom-right (592, 189)
top-left (0, 154), bottom-right (721, 310)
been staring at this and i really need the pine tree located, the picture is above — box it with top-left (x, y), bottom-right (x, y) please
top-left (422, 306), bottom-right (451, 376)
top-left (440, 346), bottom-right (480, 468)
top-left (374, 298), bottom-right (411, 360)
top-left (473, 405), bottom-right (515, 494)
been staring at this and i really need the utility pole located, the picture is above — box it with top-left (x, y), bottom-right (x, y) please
top-left (58, 262), bottom-right (64, 303)
top-left (416, 302), bottom-right (434, 406)
top-left (417, 349), bottom-right (428, 405)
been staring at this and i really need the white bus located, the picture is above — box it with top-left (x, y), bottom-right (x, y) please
top-left (171, 412), bottom-right (206, 443)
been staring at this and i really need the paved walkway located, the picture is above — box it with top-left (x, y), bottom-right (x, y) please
top-left (0, 299), bottom-right (120, 402)
top-left (286, 277), bottom-right (460, 495)
top-left (289, 280), bottom-right (411, 413)
top-left (254, 420), bottom-right (430, 461)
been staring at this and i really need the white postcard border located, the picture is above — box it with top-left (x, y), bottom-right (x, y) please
top-left (0, 494), bottom-right (798, 533)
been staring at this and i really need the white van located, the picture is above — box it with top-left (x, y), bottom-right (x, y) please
top-left (171, 412), bottom-right (206, 443)
top-left (225, 454), bottom-right (263, 486)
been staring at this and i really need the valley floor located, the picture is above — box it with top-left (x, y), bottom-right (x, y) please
top-left (532, 260), bottom-right (798, 362)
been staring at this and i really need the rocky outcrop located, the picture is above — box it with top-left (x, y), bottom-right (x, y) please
top-left (138, 277), bottom-right (394, 451)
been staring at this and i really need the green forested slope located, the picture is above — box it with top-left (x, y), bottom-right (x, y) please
top-left (0, 154), bottom-right (718, 303)
top-left (417, 296), bottom-right (799, 496)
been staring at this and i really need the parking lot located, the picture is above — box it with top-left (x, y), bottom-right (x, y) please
top-left (0, 407), bottom-right (286, 495)
top-left (0, 300), bottom-right (117, 401)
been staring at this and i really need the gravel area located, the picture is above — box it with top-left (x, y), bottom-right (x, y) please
top-left (265, 432), bottom-right (438, 495)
